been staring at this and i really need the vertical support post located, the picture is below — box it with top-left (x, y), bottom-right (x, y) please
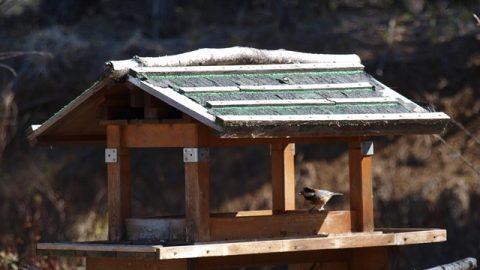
top-left (348, 140), bottom-right (374, 232)
top-left (184, 127), bottom-right (210, 242)
top-left (271, 143), bottom-right (296, 213)
top-left (106, 125), bottom-right (131, 241)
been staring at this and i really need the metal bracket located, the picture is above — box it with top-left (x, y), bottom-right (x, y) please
top-left (183, 148), bottom-right (209, 163)
top-left (105, 148), bottom-right (118, 163)
top-left (360, 141), bottom-right (374, 156)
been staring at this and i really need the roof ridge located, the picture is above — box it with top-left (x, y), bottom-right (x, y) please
top-left (104, 47), bottom-right (361, 80)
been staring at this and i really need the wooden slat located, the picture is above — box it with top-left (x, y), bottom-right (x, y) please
top-left (36, 228), bottom-right (446, 259)
top-left (130, 63), bottom-right (364, 76)
top-left (126, 210), bottom-right (353, 242)
top-left (119, 122), bottom-right (355, 148)
top-left (157, 229), bottom-right (446, 260)
top-left (37, 243), bottom-right (157, 253)
top-left (179, 82), bottom-right (372, 93)
top-left (328, 97), bottom-right (398, 104)
top-left (238, 82), bottom-right (372, 91)
top-left (107, 125), bottom-right (131, 241)
top-left (348, 141), bottom-right (374, 232)
top-left (206, 97), bottom-right (398, 108)
top-left (218, 112), bottom-right (451, 124)
top-left (179, 86), bottom-right (239, 93)
top-left (210, 211), bottom-right (353, 241)
top-left (271, 143), bottom-right (296, 213)
top-left (207, 99), bottom-right (333, 107)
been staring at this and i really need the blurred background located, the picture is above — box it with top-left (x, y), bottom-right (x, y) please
top-left (0, 0), bottom-right (479, 269)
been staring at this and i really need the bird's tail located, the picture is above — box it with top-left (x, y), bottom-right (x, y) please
top-left (332, 192), bottom-right (343, 196)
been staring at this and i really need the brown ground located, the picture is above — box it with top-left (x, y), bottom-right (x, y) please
top-left (0, 1), bottom-right (479, 269)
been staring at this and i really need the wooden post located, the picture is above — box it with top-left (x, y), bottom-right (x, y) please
top-left (184, 128), bottom-right (210, 242)
top-left (348, 140), bottom-right (374, 232)
top-left (106, 125), bottom-right (131, 241)
top-left (271, 143), bottom-right (295, 213)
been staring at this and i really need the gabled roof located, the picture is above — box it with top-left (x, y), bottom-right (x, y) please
top-left (126, 63), bottom-right (449, 137)
top-left (31, 58), bottom-right (449, 142)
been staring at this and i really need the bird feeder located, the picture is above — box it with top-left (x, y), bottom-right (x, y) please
top-left (31, 48), bottom-right (449, 269)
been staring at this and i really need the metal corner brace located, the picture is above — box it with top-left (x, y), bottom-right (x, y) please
top-left (183, 148), bottom-right (210, 163)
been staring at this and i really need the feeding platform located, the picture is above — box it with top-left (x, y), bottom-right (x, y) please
top-left (30, 48), bottom-right (449, 269)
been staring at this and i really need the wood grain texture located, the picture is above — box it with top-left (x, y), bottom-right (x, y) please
top-left (184, 162), bottom-right (210, 242)
top-left (271, 143), bottom-right (295, 213)
top-left (184, 125), bottom-right (210, 243)
top-left (210, 210), bottom-right (353, 241)
top-left (107, 125), bottom-right (131, 241)
top-left (349, 141), bottom-right (374, 232)
top-left (157, 229), bottom-right (446, 260)
top-left (125, 210), bottom-right (354, 242)
top-left (36, 228), bottom-right (446, 259)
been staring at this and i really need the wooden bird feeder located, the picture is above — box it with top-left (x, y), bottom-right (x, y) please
top-left (31, 48), bottom-right (450, 269)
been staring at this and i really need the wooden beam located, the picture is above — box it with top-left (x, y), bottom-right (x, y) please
top-left (184, 160), bottom-right (210, 242)
top-left (210, 210), bottom-right (353, 241)
top-left (184, 126), bottom-right (210, 242)
top-left (118, 122), bottom-right (356, 148)
top-left (36, 228), bottom-right (447, 259)
top-left (157, 229), bottom-right (445, 260)
top-left (125, 210), bottom-right (354, 242)
top-left (348, 140), bottom-right (374, 232)
top-left (271, 143), bottom-right (295, 213)
top-left (106, 125), bottom-right (131, 241)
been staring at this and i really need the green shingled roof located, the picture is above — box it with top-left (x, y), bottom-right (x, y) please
top-left (125, 64), bottom-right (448, 137)
top-left (32, 63), bottom-right (450, 140)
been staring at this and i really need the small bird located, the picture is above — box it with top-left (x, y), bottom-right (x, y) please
top-left (299, 187), bottom-right (343, 211)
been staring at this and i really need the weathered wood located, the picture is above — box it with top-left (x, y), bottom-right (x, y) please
top-left (349, 141), bottom-right (374, 232)
top-left (180, 82), bottom-right (372, 93)
top-left (210, 210), bottom-right (353, 241)
top-left (184, 162), bottom-right (210, 242)
top-left (126, 210), bottom-right (354, 242)
top-left (157, 229), bottom-right (446, 260)
top-left (218, 112), bottom-right (450, 123)
top-left (184, 126), bottom-right (210, 242)
top-left (109, 122), bottom-right (355, 148)
top-left (205, 97), bottom-right (399, 108)
top-left (107, 125), bottom-right (131, 241)
top-left (271, 143), bottom-right (295, 213)
top-left (238, 82), bottom-right (371, 91)
top-left (36, 228), bottom-right (446, 259)
top-left (123, 123), bottom-right (200, 147)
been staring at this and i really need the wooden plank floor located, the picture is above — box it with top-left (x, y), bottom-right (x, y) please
top-left (37, 228), bottom-right (446, 260)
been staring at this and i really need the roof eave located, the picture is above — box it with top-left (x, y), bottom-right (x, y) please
top-left (216, 113), bottom-right (450, 138)
top-left (28, 78), bottom-right (114, 144)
